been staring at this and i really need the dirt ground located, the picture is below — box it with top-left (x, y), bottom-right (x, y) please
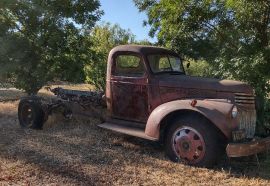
top-left (0, 89), bottom-right (270, 185)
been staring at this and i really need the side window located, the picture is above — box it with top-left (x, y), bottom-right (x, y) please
top-left (114, 55), bottom-right (144, 77)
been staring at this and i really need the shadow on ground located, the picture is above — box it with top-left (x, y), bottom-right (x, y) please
top-left (0, 89), bottom-right (26, 102)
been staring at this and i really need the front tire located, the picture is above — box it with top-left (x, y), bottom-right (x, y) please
top-left (18, 98), bottom-right (45, 129)
top-left (165, 116), bottom-right (223, 167)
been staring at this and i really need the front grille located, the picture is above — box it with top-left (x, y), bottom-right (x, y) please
top-left (237, 108), bottom-right (256, 138)
top-left (234, 93), bottom-right (256, 138)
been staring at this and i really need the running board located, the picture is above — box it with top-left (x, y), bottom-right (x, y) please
top-left (98, 122), bottom-right (158, 141)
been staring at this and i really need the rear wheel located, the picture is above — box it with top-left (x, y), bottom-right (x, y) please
top-left (18, 98), bottom-right (45, 129)
top-left (165, 116), bottom-right (223, 167)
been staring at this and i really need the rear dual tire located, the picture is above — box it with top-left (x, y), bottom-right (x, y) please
top-left (18, 98), bottom-right (45, 129)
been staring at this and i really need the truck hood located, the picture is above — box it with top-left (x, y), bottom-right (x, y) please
top-left (158, 75), bottom-right (253, 94)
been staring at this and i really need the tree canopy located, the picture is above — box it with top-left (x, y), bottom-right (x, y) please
top-left (84, 23), bottom-right (136, 91)
top-left (0, 0), bottom-right (102, 94)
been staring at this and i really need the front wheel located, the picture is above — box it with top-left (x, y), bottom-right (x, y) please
top-left (165, 116), bottom-right (224, 167)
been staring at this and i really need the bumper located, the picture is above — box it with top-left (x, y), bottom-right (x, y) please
top-left (226, 137), bottom-right (270, 157)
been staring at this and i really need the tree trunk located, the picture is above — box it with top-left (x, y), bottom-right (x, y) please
top-left (255, 90), bottom-right (267, 136)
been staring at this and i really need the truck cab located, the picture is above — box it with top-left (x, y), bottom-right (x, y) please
top-left (105, 45), bottom-right (185, 122)
top-left (99, 45), bottom-right (267, 167)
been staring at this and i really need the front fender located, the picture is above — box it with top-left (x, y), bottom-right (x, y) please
top-left (145, 99), bottom-right (237, 139)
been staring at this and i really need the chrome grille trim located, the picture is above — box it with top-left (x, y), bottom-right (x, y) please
top-left (235, 93), bottom-right (254, 96)
top-left (235, 94), bottom-right (255, 103)
top-left (235, 93), bottom-right (256, 138)
top-left (234, 93), bottom-right (256, 107)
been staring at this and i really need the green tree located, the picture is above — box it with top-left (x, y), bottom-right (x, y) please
top-left (84, 23), bottom-right (135, 91)
top-left (0, 0), bottom-right (102, 94)
top-left (134, 0), bottom-right (270, 133)
top-left (134, 39), bottom-right (153, 45)
top-left (184, 59), bottom-right (215, 77)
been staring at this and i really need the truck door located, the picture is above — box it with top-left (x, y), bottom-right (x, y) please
top-left (110, 53), bottom-right (149, 122)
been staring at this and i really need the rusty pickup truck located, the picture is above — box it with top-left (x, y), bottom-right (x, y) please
top-left (18, 45), bottom-right (270, 167)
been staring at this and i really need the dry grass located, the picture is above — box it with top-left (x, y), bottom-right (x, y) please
top-left (0, 89), bottom-right (270, 185)
top-left (0, 83), bottom-right (94, 101)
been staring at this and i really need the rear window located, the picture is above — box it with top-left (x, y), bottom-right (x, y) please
top-left (114, 55), bottom-right (144, 77)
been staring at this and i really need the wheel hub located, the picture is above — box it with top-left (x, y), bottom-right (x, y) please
top-left (181, 141), bottom-right (190, 151)
top-left (172, 127), bottom-right (206, 164)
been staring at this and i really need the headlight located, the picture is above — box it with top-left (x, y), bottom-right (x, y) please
top-left (232, 106), bottom-right (238, 118)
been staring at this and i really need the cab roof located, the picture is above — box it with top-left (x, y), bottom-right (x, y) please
top-left (110, 45), bottom-right (179, 56)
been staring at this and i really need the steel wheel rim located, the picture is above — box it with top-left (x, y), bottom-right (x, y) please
top-left (20, 104), bottom-right (34, 127)
top-left (172, 126), bottom-right (206, 164)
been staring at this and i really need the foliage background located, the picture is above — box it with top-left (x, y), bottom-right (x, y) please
top-left (0, 0), bottom-right (103, 94)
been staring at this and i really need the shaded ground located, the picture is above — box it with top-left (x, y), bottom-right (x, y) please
top-left (0, 88), bottom-right (27, 101)
top-left (0, 89), bottom-right (270, 185)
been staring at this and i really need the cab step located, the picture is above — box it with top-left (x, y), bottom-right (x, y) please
top-left (98, 122), bottom-right (158, 141)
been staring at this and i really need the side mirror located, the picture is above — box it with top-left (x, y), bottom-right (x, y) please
top-left (186, 62), bottom-right (190, 69)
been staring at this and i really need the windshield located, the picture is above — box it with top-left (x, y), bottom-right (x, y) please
top-left (147, 54), bottom-right (184, 74)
